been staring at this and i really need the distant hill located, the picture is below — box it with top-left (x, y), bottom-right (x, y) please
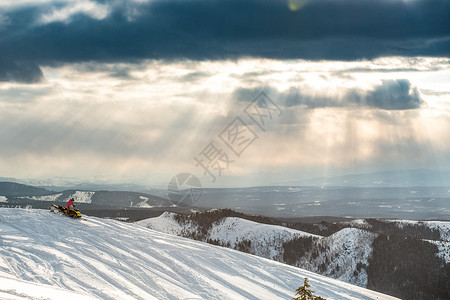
top-left (0, 182), bottom-right (52, 196)
top-left (280, 169), bottom-right (450, 187)
top-left (0, 182), bottom-right (173, 209)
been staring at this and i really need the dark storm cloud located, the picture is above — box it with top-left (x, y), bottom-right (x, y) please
top-left (1, 0), bottom-right (450, 82)
top-left (233, 79), bottom-right (424, 110)
top-left (0, 60), bottom-right (43, 83)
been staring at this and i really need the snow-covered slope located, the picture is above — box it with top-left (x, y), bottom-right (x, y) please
top-left (0, 271), bottom-right (96, 300)
top-left (0, 208), bottom-right (398, 300)
top-left (209, 217), bottom-right (320, 261)
top-left (138, 212), bottom-right (375, 287)
top-left (386, 219), bottom-right (450, 263)
top-left (426, 240), bottom-right (450, 263)
top-left (138, 213), bottom-right (320, 261)
top-left (387, 219), bottom-right (450, 241)
top-left (138, 211), bottom-right (185, 235)
top-left (295, 228), bottom-right (377, 287)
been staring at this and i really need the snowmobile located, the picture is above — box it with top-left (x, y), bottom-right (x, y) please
top-left (50, 204), bottom-right (82, 219)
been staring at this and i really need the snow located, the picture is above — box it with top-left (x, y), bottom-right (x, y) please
top-left (0, 208), bottom-right (398, 300)
top-left (15, 191), bottom-right (94, 203)
top-left (138, 213), bottom-right (321, 262)
top-left (426, 240), bottom-right (450, 263)
top-left (139, 213), bottom-right (377, 288)
top-left (0, 196), bottom-right (7, 203)
top-left (382, 219), bottom-right (450, 264)
top-left (19, 193), bottom-right (63, 202)
top-left (70, 191), bottom-right (94, 203)
top-left (423, 221), bottom-right (450, 242)
top-left (135, 196), bottom-right (154, 208)
top-left (342, 219), bottom-right (371, 229)
top-left (0, 271), bottom-right (96, 300)
top-left (208, 217), bottom-right (321, 261)
top-left (297, 228), bottom-right (377, 287)
top-left (137, 211), bottom-right (185, 235)
top-left (387, 219), bottom-right (450, 241)
top-left (351, 219), bottom-right (368, 225)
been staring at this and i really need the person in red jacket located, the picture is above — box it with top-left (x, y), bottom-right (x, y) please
top-left (66, 198), bottom-right (75, 215)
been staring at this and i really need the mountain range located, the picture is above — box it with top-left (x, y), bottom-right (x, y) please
top-left (1, 178), bottom-right (449, 220)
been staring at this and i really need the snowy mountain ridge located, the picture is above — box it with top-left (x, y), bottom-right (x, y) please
top-left (0, 208), bottom-right (398, 299)
top-left (208, 217), bottom-right (321, 261)
top-left (294, 228), bottom-right (376, 287)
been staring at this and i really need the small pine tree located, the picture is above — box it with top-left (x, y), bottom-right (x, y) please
top-left (293, 278), bottom-right (326, 300)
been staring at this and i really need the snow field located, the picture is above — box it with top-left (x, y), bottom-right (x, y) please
top-left (0, 208), bottom-right (398, 299)
top-left (0, 270), bottom-right (96, 300)
top-left (70, 191), bottom-right (95, 203)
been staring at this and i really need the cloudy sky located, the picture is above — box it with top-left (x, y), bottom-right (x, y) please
top-left (1, 0), bottom-right (450, 188)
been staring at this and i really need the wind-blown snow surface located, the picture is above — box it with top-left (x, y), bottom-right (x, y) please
top-left (0, 270), bottom-right (96, 300)
top-left (0, 209), bottom-right (398, 300)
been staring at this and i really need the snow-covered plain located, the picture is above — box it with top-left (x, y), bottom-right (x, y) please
top-left (0, 208), bottom-right (398, 300)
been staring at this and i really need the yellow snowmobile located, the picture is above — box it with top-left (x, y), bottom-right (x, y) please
top-left (50, 204), bottom-right (82, 219)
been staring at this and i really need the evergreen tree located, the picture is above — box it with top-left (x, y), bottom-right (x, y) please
top-left (293, 278), bottom-right (326, 300)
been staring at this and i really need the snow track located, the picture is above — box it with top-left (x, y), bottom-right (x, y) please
top-left (0, 208), bottom-right (398, 299)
